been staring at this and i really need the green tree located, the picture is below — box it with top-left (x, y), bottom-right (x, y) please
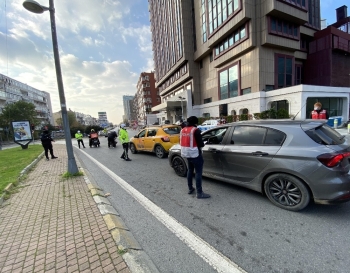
top-left (0, 101), bottom-right (39, 129)
top-left (55, 110), bottom-right (79, 129)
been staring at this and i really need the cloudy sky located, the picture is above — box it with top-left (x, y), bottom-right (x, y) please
top-left (0, 0), bottom-right (347, 124)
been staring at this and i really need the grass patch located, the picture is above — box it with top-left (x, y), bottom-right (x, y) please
top-left (0, 145), bottom-right (43, 195)
top-left (62, 171), bottom-right (84, 179)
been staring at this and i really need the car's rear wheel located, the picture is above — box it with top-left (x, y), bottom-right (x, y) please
top-left (130, 143), bottom-right (137, 154)
top-left (264, 174), bottom-right (310, 211)
top-left (155, 145), bottom-right (166, 158)
top-left (172, 155), bottom-right (187, 177)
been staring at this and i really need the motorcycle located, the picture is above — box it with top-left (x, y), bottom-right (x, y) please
top-left (90, 137), bottom-right (100, 147)
top-left (108, 137), bottom-right (117, 148)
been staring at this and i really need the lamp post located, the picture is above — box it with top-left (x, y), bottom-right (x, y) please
top-left (23, 0), bottom-right (78, 174)
top-left (178, 96), bottom-right (185, 120)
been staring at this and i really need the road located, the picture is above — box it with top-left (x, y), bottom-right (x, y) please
top-left (74, 132), bottom-right (350, 273)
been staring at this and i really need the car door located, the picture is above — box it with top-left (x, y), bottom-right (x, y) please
top-left (135, 129), bottom-right (147, 151)
top-left (201, 127), bottom-right (229, 179)
top-left (222, 126), bottom-right (284, 183)
top-left (144, 128), bottom-right (158, 151)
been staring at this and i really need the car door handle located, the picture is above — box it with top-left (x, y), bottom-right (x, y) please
top-left (252, 151), bottom-right (269, 156)
top-left (208, 148), bottom-right (219, 153)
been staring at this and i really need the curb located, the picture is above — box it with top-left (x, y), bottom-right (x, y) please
top-left (80, 168), bottom-right (160, 273)
top-left (0, 151), bottom-right (44, 206)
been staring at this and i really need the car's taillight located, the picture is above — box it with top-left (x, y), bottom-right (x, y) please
top-left (161, 136), bottom-right (170, 142)
top-left (317, 151), bottom-right (350, 168)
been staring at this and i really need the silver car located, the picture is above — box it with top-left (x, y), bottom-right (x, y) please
top-left (168, 120), bottom-right (350, 211)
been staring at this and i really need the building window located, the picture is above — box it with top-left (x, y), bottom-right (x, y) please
top-left (219, 62), bottom-right (239, 100)
top-left (204, 98), bottom-right (212, 104)
top-left (271, 100), bottom-right (289, 113)
top-left (295, 64), bottom-right (303, 85)
top-left (278, 0), bottom-right (307, 10)
top-left (306, 97), bottom-right (343, 117)
top-left (275, 54), bottom-right (294, 88)
top-left (200, 60), bottom-right (203, 69)
top-left (203, 113), bottom-right (210, 118)
top-left (265, 85), bottom-right (275, 91)
top-left (201, 0), bottom-right (207, 43)
top-left (208, 0), bottom-right (241, 36)
top-left (242, 87), bottom-right (251, 95)
top-left (214, 23), bottom-right (248, 57)
top-left (307, 0), bottom-right (320, 29)
top-left (209, 52), bottom-right (213, 62)
top-left (269, 17), bottom-right (299, 40)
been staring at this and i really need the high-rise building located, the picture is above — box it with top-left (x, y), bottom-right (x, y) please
top-left (98, 112), bottom-right (108, 127)
top-left (122, 95), bottom-right (135, 122)
top-left (134, 72), bottom-right (160, 125)
top-left (0, 73), bottom-right (53, 126)
top-left (149, 1), bottom-right (350, 123)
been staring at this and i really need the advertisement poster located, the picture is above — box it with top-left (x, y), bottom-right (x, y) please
top-left (11, 121), bottom-right (33, 142)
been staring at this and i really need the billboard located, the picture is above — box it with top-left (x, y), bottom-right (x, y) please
top-left (11, 121), bottom-right (33, 142)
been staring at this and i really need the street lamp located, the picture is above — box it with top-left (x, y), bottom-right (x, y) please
top-left (178, 96), bottom-right (185, 120)
top-left (23, 0), bottom-right (78, 174)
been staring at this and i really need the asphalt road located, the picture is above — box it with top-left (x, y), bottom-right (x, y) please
top-left (74, 132), bottom-right (350, 273)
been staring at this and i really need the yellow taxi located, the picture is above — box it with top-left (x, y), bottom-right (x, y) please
top-left (129, 125), bottom-right (181, 158)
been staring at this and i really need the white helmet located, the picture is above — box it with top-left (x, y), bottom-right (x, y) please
top-left (120, 124), bottom-right (126, 128)
top-left (77, 130), bottom-right (80, 133)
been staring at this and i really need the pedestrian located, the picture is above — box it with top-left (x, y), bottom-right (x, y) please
top-left (119, 124), bottom-right (131, 161)
top-left (107, 130), bottom-right (118, 148)
top-left (75, 130), bottom-right (85, 148)
top-left (180, 116), bottom-right (210, 199)
top-left (40, 129), bottom-right (58, 161)
top-left (310, 102), bottom-right (329, 119)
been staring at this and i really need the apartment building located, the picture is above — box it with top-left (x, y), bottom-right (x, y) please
top-left (0, 73), bottom-right (54, 126)
top-left (149, 0), bottom-right (350, 124)
top-left (134, 72), bottom-right (160, 125)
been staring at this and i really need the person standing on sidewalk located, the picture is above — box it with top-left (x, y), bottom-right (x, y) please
top-left (40, 129), bottom-right (58, 161)
top-left (119, 124), bottom-right (131, 161)
top-left (180, 116), bottom-right (210, 199)
top-left (75, 130), bottom-right (85, 149)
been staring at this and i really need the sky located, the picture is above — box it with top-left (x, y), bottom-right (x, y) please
top-left (0, 0), bottom-right (348, 124)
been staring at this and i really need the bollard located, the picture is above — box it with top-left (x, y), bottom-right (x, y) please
top-left (334, 118), bottom-right (338, 129)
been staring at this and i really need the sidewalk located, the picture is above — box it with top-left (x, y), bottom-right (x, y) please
top-left (0, 144), bottom-right (131, 273)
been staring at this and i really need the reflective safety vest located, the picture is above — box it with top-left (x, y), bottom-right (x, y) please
top-left (311, 110), bottom-right (327, 119)
top-left (180, 126), bottom-right (199, 158)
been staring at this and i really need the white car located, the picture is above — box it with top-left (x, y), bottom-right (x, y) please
top-left (197, 119), bottom-right (220, 132)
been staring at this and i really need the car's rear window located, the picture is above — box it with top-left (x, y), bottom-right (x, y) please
top-left (305, 124), bottom-right (345, 145)
top-left (163, 126), bottom-right (181, 135)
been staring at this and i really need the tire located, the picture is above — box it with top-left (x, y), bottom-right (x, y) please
top-left (155, 145), bottom-right (166, 158)
top-left (264, 173), bottom-right (310, 211)
top-left (172, 155), bottom-right (187, 177)
top-left (130, 143), bottom-right (137, 154)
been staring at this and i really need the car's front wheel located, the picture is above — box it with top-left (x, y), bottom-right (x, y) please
top-left (264, 174), bottom-right (310, 211)
top-left (172, 155), bottom-right (187, 177)
top-left (155, 145), bottom-right (166, 158)
top-left (130, 143), bottom-right (137, 154)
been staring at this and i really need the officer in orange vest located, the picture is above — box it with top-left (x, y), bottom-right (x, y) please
top-left (310, 102), bottom-right (329, 119)
top-left (180, 116), bottom-right (210, 199)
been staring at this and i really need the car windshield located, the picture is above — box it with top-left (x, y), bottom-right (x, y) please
top-left (163, 126), bottom-right (181, 135)
top-left (305, 124), bottom-right (345, 145)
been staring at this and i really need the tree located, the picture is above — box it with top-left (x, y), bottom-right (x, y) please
top-left (55, 110), bottom-right (79, 129)
top-left (0, 101), bottom-right (39, 129)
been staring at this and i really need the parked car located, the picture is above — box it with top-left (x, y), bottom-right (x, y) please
top-left (130, 125), bottom-right (182, 158)
top-left (168, 120), bottom-right (350, 211)
top-left (197, 119), bottom-right (220, 131)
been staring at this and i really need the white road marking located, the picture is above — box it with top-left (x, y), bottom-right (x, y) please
top-left (79, 150), bottom-right (247, 273)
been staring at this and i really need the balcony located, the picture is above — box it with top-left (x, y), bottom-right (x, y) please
top-left (264, 0), bottom-right (308, 25)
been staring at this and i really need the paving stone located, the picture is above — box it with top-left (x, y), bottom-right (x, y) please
top-left (0, 145), bottom-right (130, 273)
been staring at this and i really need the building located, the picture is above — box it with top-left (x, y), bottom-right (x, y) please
top-left (122, 95), bottom-right (135, 123)
top-left (134, 72), bottom-right (161, 125)
top-left (0, 73), bottom-right (53, 126)
top-left (98, 112), bottom-right (108, 127)
top-left (149, 1), bottom-right (350, 124)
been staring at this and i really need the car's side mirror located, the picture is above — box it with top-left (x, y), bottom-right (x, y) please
top-left (134, 135), bottom-right (139, 138)
top-left (208, 136), bottom-right (219, 144)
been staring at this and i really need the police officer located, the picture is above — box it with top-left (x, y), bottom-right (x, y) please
top-left (75, 130), bottom-right (85, 149)
top-left (180, 116), bottom-right (210, 199)
top-left (40, 129), bottom-right (58, 161)
top-left (119, 124), bottom-right (131, 161)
